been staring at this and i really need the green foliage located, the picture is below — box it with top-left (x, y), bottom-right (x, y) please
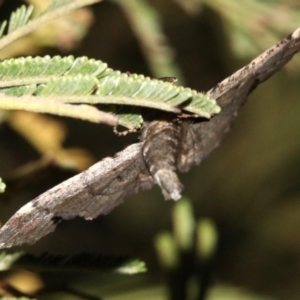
top-left (0, 0), bottom-right (102, 51)
top-left (0, 56), bottom-right (220, 129)
top-left (0, 1), bottom-right (221, 130)
top-left (204, 0), bottom-right (300, 68)
top-left (46, 0), bottom-right (79, 11)
top-left (0, 178), bottom-right (5, 193)
top-left (0, 297), bottom-right (35, 300)
top-left (0, 251), bottom-right (146, 274)
top-left (0, 56), bottom-right (106, 83)
top-left (114, 0), bottom-right (185, 82)
top-left (155, 198), bottom-right (219, 299)
top-left (5, 5), bottom-right (34, 37)
top-left (0, 0), bottom-right (86, 41)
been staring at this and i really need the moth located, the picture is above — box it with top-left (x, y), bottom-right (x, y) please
top-left (0, 28), bottom-right (300, 249)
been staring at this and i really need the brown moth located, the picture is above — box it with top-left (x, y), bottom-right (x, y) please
top-left (0, 28), bottom-right (300, 249)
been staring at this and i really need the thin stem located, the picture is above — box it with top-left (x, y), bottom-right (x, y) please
top-left (0, 94), bottom-right (118, 125)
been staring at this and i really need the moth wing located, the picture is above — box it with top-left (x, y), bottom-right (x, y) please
top-left (177, 28), bottom-right (300, 172)
top-left (0, 143), bottom-right (153, 249)
top-left (177, 78), bottom-right (255, 172)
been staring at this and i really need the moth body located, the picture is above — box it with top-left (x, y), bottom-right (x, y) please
top-left (141, 120), bottom-right (183, 200)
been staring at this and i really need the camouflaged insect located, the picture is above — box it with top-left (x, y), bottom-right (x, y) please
top-left (1, 28), bottom-right (300, 248)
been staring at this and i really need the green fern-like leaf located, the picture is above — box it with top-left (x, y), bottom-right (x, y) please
top-left (0, 298), bottom-right (36, 300)
top-left (45, 0), bottom-right (75, 11)
top-left (0, 0), bottom-right (102, 50)
top-left (0, 5), bottom-right (34, 39)
top-left (0, 56), bottom-right (220, 129)
top-left (0, 55), bottom-right (107, 86)
top-left (7, 5), bottom-right (34, 34)
top-left (0, 251), bottom-right (146, 274)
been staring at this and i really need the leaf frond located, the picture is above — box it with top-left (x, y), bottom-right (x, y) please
top-left (0, 297), bottom-right (36, 300)
top-left (7, 5), bottom-right (34, 35)
top-left (0, 56), bottom-right (220, 128)
top-left (0, 251), bottom-right (146, 274)
top-left (0, 5), bottom-right (34, 39)
top-left (0, 0), bottom-right (102, 50)
top-left (0, 94), bottom-right (117, 125)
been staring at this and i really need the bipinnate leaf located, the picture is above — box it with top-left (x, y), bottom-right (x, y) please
top-left (0, 297), bottom-right (36, 300)
top-left (0, 56), bottom-right (220, 128)
top-left (0, 251), bottom-right (146, 274)
top-left (0, 0), bottom-right (103, 51)
top-left (7, 5), bottom-right (34, 35)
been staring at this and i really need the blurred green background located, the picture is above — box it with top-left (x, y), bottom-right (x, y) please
top-left (1, 0), bottom-right (300, 299)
